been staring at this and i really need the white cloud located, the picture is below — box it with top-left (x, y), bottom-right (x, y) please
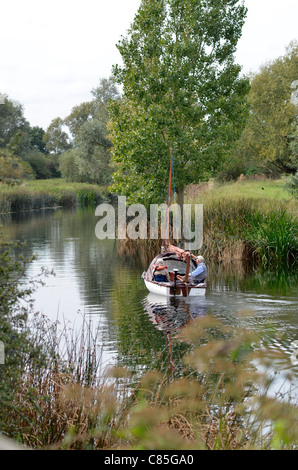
top-left (235, 0), bottom-right (298, 73)
top-left (0, 0), bottom-right (297, 129)
top-left (1, 0), bottom-right (140, 128)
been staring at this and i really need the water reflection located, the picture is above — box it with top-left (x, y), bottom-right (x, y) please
top-left (141, 294), bottom-right (207, 376)
top-left (143, 294), bottom-right (207, 335)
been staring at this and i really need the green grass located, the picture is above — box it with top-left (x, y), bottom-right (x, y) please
top-left (211, 179), bottom-right (290, 200)
top-left (186, 179), bottom-right (295, 205)
top-left (0, 179), bottom-right (110, 213)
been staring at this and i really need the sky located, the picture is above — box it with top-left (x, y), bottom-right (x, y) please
top-left (0, 0), bottom-right (297, 130)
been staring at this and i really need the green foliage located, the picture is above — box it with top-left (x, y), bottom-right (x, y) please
top-left (226, 41), bottom-right (298, 179)
top-left (43, 117), bottom-right (72, 156)
top-left (28, 126), bottom-right (48, 154)
top-left (283, 171), bottom-right (298, 199)
top-left (0, 148), bottom-right (35, 183)
top-left (283, 118), bottom-right (298, 197)
top-left (289, 117), bottom-right (298, 170)
top-left (76, 189), bottom-right (102, 206)
top-left (64, 101), bottom-right (95, 138)
top-left (0, 95), bottom-right (31, 154)
top-left (0, 93), bottom-right (62, 180)
top-left (24, 149), bottom-right (60, 179)
top-left (59, 149), bottom-right (81, 182)
top-left (60, 77), bottom-right (119, 185)
top-left (109, 0), bottom-right (249, 205)
top-left (74, 119), bottom-right (113, 185)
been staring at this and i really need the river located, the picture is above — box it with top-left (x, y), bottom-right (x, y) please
top-left (1, 206), bottom-right (298, 397)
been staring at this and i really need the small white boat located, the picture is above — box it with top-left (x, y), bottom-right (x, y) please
top-left (143, 278), bottom-right (206, 297)
top-left (142, 150), bottom-right (206, 297)
top-left (142, 244), bottom-right (207, 297)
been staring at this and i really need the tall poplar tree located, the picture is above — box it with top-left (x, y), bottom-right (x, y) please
top-left (109, 0), bottom-right (249, 206)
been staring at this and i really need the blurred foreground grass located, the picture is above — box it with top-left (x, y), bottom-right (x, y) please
top-left (1, 308), bottom-right (297, 450)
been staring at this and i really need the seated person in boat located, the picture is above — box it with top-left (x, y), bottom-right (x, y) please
top-left (153, 258), bottom-right (170, 282)
top-left (188, 255), bottom-right (207, 285)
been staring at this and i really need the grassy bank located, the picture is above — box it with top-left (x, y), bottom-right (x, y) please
top-left (185, 179), bottom-right (298, 267)
top-left (186, 178), bottom-right (293, 203)
top-left (0, 179), bottom-right (110, 213)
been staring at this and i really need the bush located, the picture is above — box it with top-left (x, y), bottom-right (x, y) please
top-left (0, 153), bottom-right (34, 183)
top-left (25, 149), bottom-right (60, 179)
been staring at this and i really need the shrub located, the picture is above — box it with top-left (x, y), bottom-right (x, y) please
top-left (283, 171), bottom-right (298, 199)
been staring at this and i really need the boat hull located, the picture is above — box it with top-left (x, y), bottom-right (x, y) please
top-left (144, 279), bottom-right (206, 297)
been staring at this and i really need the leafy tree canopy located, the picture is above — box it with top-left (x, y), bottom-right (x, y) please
top-left (0, 95), bottom-right (32, 158)
top-left (28, 126), bottom-right (48, 154)
top-left (109, 0), bottom-right (249, 205)
top-left (60, 77), bottom-right (119, 185)
top-left (0, 96), bottom-right (29, 146)
top-left (43, 117), bottom-right (72, 156)
top-left (232, 41), bottom-right (298, 175)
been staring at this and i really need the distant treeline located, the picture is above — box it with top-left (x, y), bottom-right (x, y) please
top-left (1, 42), bottom-right (297, 195)
top-left (0, 77), bottom-right (118, 186)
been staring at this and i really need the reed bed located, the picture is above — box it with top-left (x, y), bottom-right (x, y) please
top-left (201, 198), bottom-right (297, 266)
top-left (1, 313), bottom-right (132, 450)
top-left (118, 196), bottom-right (297, 268)
top-left (0, 179), bottom-right (109, 213)
top-left (116, 179), bottom-right (297, 267)
top-left (184, 180), bottom-right (298, 267)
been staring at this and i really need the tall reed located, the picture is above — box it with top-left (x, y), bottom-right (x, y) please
top-left (3, 313), bottom-right (130, 449)
top-left (245, 208), bottom-right (298, 267)
top-left (198, 196), bottom-right (297, 267)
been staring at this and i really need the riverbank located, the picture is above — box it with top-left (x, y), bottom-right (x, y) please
top-left (0, 179), bottom-right (110, 213)
top-left (185, 178), bottom-right (298, 267)
top-left (121, 178), bottom-right (297, 267)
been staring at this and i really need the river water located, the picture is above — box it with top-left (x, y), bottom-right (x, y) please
top-left (1, 206), bottom-right (298, 396)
